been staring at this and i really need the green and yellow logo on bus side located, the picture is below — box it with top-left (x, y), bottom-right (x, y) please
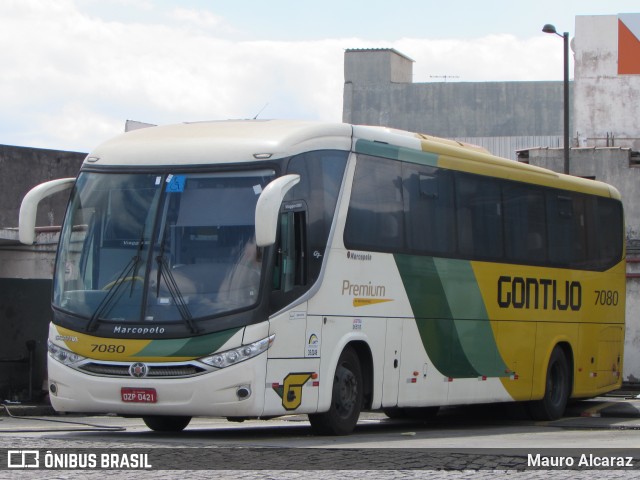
top-left (394, 254), bottom-right (509, 379)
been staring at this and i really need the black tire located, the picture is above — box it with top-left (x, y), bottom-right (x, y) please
top-left (309, 347), bottom-right (363, 435)
top-left (142, 415), bottom-right (191, 432)
top-left (528, 346), bottom-right (571, 420)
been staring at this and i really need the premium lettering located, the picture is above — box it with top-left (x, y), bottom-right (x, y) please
top-left (342, 280), bottom-right (386, 297)
top-left (497, 276), bottom-right (581, 311)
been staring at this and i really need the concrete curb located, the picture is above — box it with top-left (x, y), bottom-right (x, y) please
top-left (568, 397), bottom-right (640, 419)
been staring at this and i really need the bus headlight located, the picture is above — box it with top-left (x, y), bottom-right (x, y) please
top-left (48, 340), bottom-right (85, 366)
top-left (199, 334), bottom-right (274, 369)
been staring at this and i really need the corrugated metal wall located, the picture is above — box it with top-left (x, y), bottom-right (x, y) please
top-left (452, 136), bottom-right (563, 160)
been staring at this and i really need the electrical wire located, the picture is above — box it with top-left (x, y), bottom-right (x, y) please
top-left (0, 403), bottom-right (126, 432)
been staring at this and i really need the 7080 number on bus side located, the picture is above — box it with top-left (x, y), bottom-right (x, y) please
top-left (594, 290), bottom-right (619, 306)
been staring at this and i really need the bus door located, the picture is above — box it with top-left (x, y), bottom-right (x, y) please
top-left (265, 201), bottom-right (320, 415)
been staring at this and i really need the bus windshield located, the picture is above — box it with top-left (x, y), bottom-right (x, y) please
top-left (53, 169), bottom-right (275, 327)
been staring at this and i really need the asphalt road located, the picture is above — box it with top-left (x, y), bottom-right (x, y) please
top-left (1, 395), bottom-right (639, 479)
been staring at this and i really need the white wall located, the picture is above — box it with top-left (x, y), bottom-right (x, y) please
top-left (574, 15), bottom-right (640, 150)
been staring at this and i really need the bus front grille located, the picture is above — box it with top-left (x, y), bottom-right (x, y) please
top-left (77, 362), bottom-right (208, 378)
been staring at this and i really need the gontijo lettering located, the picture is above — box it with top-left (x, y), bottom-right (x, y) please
top-left (498, 276), bottom-right (582, 311)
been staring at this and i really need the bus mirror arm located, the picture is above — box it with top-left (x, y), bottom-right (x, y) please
top-left (19, 178), bottom-right (75, 245)
top-left (255, 174), bottom-right (300, 247)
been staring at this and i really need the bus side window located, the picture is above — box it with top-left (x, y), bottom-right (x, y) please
top-left (403, 165), bottom-right (455, 255)
top-left (345, 155), bottom-right (404, 252)
top-left (547, 193), bottom-right (587, 266)
top-left (503, 184), bottom-right (547, 264)
top-left (273, 210), bottom-right (307, 293)
top-left (455, 173), bottom-right (503, 260)
top-left (593, 197), bottom-right (623, 269)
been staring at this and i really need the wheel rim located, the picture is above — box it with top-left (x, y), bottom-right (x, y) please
top-left (334, 363), bottom-right (358, 418)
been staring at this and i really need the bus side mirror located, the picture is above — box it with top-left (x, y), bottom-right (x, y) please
top-left (255, 174), bottom-right (300, 247)
top-left (19, 178), bottom-right (75, 245)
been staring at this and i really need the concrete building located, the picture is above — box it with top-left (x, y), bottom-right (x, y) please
top-left (0, 145), bottom-right (84, 401)
top-left (343, 13), bottom-right (640, 383)
top-left (343, 13), bottom-right (640, 159)
top-left (573, 14), bottom-right (640, 150)
top-left (343, 48), bottom-right (567, 160)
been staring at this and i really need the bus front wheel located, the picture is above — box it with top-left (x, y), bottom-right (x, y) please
top-left (309, 346), bottom-right (363, 435)
top-left (528, 346), bottom-right (570, 421)
top-left (142, 415), bottom-right (191, 432)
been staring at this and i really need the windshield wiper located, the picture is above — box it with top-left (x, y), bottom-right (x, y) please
top-left (86, 227), bottom-right (146, 332)
top-left (156, 255), bottom-right (199, 334)
top-left (86, 253), bottom-right (141, 332)
top-left (155, 225), bottom-right (198, 334)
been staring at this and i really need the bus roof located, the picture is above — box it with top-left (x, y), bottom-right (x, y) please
top-left (85, 120), bottom-right (353, 167)
top-left (83, 119), bottom-right (620, 200)
top-left (351, 124), bottom-right (620, 200)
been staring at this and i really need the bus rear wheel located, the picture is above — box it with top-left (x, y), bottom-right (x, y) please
top-left (143, 415), bottom-right (191, 432)
top-left (309, 347), bottom-right (363, 435)
top-left (528, 346), bottom-right (570, 421)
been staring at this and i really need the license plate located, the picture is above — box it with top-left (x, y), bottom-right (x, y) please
top-left (121, 387), bottom-right (157, 403)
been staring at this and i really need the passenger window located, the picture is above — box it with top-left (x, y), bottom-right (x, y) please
top-left (419, 174), bottom-right (439, 198)
top-left (455, 173), bottom-right (503, 260)
top-left (593, 198), bottom-right (623, 269)
top-left (547, 193), bottom-right (587, 266)
top-left (403, 165), bottom-right (455, 255)
top-left (344, 155), bottom-right (404, 251)
top-left (503, 184), bottom-right (547, 263)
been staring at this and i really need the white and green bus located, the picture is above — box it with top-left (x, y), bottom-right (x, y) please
top-left (20, 120), bottom-right (625, 435)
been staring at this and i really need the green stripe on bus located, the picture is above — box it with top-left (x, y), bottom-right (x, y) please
top-left (134, 327), bottom-right (240, 358)
top-left (355, 139), bottom-right (439, 167)
top-left (394, 254), bottom-right (507, 378)
top-left (433, 258), bottom-right (508, 377)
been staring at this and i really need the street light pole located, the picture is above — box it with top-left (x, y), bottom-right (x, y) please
top-left (562, 31), bottom-right (569, 175)
top-left (543, 24), bottom-right (570, 175)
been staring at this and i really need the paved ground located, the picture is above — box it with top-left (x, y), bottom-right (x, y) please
top-left (1, 392), bottom-right (639, 479)
top-left (3, 390), bottom-right (640, 418)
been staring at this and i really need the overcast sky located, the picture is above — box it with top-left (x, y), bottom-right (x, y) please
top-left (1, 0), bottom-right (638, 152)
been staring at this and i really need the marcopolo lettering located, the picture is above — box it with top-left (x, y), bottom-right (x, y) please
top-left (113, 326), bottom-right (166, 335)
top-left (497, 276), bottom-right (581, 311)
